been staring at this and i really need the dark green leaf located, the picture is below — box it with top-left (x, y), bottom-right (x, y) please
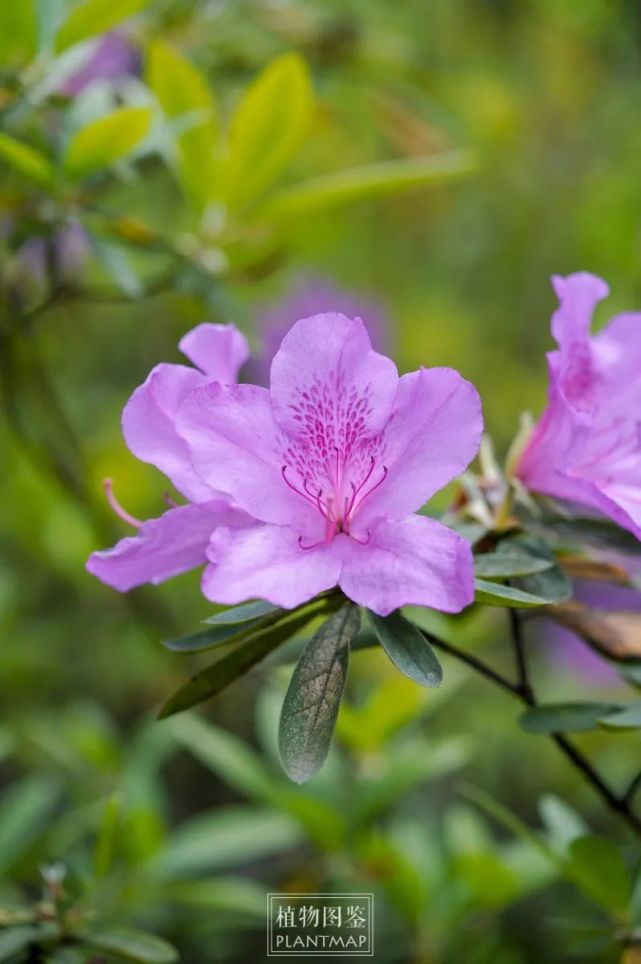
top-left (474, 552), bottom-right (553, 579)
top-left (80, 928), bottom-right (177, 963)
top-left (530, 516), bottom-right (641, 557)
top-left (279, 602), bottom-right (360, 783)
top-left (203, 600), bottom-right (281, 626)
top-left (566, 835), bottom-right (631, 914)
top-left (0, 926), bottom-right (39, 961)
top-left (163, 606), bottom-right (284, 653)
top-left (158, 605), bottom-right (328, 718)
top-left (0, 776), bottom-right (58, 875)
top-left (598, 701), bottom-right (641, 730)
top-left (368, 610), bottom-right (442, 687)
top-left (474, 577), bottom-right (551, 608)
top-left (519, 702), bottom-right (621, 734)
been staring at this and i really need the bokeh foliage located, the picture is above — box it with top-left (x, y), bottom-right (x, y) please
top-left (2, 0), bottom-right (641, 961)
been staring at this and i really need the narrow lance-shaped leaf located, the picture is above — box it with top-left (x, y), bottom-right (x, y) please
top-left (223, 52), bottom-right (313, 209)
top-left (163, 605), bottom-right (286, 654)
top-left (64, 107), bottom-right (152, 179)
top-left (0, 132), bottom-right (54, 186)
top-left (259, 150), bottom-right (476, 220)
top-left (55, 0), bottom-right (150, 53)
top-left (158, 603), bottom-right (331, 718)
top-left (519, 702), bottom-right (622, 735)
top-left (204, 601), bottom-right (280, 626)
top-left (78, 928), bottom-right (178, 964)
top-left (474, 577), bottom-right (564, 608)
top-left (474, 551), bottom-right (553, 579)
top-left (146, 41), bottom-right (219, 207)
top-left (368, 610), bottom-right (443, 687)
top-left (598, 701), bottom-right (641, 731)
top-left (279, 602), bottom-right (360, 784)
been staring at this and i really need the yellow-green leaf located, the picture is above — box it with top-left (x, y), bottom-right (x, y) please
top-left (64, 107), bottom-right (151, 178)
top-left (260, 150), bottom-right (477, 220)
top-left (0, 132), bottom-right (54, 186)
top-left (0, 0), bottom-right (37, 66)
top-left (55, 0), bottom-right (150, 53)
top-left (146, 40), bottom-right (218, 206)
top-left (223, 52), bottom-right (313, 209)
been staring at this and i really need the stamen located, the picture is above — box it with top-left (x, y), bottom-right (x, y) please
top-left (303, 478), bottom-right (330, 518)
top-left (298, 534), bottom-right (325, 551)
top-left (350, 529), bottom-right (371, 545)
top-left (103, 478), bottom-right (142, 528)
top-left (352, 465), bottom-right (388, 514)
top-left (344, 456), bottom-right (376, 518)
top-left (163, 491), bottom-right (179, 508)
top-left (281, 465), bottom-right (322, 510)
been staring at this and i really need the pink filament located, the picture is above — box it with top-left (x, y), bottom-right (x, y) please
top-left (103, 478), bottom-right (142, 528)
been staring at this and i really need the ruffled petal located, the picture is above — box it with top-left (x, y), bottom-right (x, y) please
top-left (337, 514), bottom-right (474, 616)
top-left (179, 323), bottom-right (250, 381)
top-left (358, 367), bottom-right (482, 523)
top-left (269, 313), bottom-right (398, 438)
top-left (86, 500), bottom-right (245, 591)
top-left (203, 523), bottom-right (341, 608)
top-left (122, 363), bottom-right (211, 501)
top-left (177, 383), bottom-right (315, 526)
top-left (551, 273), bottom-right (609, 349)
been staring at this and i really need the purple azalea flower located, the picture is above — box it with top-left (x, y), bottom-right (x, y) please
top-left (516, 273), bottom-right (641, 539)
top-left (176, 313), bottom-right (483, 616)
top-left (58, 33), bottom-right (140, 97)
top-left (248, 275), bottom-right (391, 384)
top-left (86, 324), bottom-right (251, 590)
top-left (88, 314), bottom-right (482, 615)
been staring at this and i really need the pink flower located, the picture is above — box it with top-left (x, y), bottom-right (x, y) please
top-left (516, 273), bottom-right (641, 539)
top-left (177, 313), bottom-right (482, 616)
top-left (86, 324), bottom-right (251, 590)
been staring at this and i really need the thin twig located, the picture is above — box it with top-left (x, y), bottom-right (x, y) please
top-left (419, 617), bottom-right (641, 839)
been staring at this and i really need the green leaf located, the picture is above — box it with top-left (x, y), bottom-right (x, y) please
top-left (566, 835), bottom-right (631, 915)
top-left (151, 807), bottom-right (301, 877)
top-left (203, 600), bottom-right (281, 626)
top-left (474, 576), bottom-right (567, 608)
top-left (538, 795), bottom-right (589, 854)
top-left (80, 928), bottom-right (177, 963)
top-left (0, 1), bottom-right (37, 65)
top-left (474, 551), bottom-right (553, 579)
top-left (167, 714), bottom-right (282, 803)
top-left (0, 776), bottom-right (58, 875)
top-left (598, 701), bottom-right (641, 730)
top-left (530, 516), bottom-right (641, 557)
top-left (224, 52), bottom-right (313, 208)
top-left (0, 132), bottom-right (54, 186)
top-left (519, 702), bottom-right (621, 734)
top-left (55, 0), bottom-right (149, 52)
top-left (158, 604), bottom-right (328, 718)
top-left (162, 615), bottom-right (279, 654)
top-left (368, 610), bottom-right (443, 687)
top-left (146, 40), bottom-right (218, 207)
top-left (279, 602), bottom-right (359, 783)
top-left (0, 926), bottom-right (39, 961)
top-left (64, 107), bottom-right (152, 178)
top-left (260, 149), bottom-right (476, 219)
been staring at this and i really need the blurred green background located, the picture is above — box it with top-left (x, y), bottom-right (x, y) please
top-left (2, 0), bottom-right (641, 961)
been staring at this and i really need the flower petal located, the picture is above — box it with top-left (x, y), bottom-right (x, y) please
top-left (358, 367), bottom-right (482, 523)
top-left (179, 323), bottom-right (250, 381)
top-left (177, 383), bottom-right (315, 526)
top-left (551, 272), bottom-right (609, 349)
top-left (337, 514), bottom-right (474, 616)
top-left (122, 363), bottom-right (212, 501)
top-left (269, 313), bottom-right (398, 438)
top-left (203, 524), bottom-right (341, 608)
top-left (86, 500), bottom-right (243, 591)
